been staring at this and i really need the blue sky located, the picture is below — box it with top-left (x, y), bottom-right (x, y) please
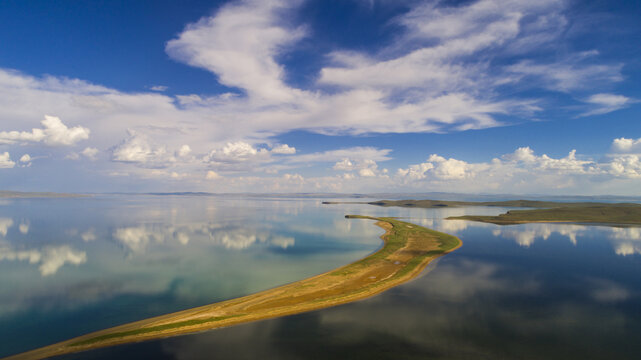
top-left (0, 0), bottom-right (640, 194)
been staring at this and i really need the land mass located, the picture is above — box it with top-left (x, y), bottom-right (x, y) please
top-left (323, 199), bottom-right (639, 209)
top-left (5, 216), bottom-right (461, 360)
top-left (324, 199), bottom-right (641, 226)
top-left (448, 205), bottom-right (641, 225)
top-left (0, 191), bottom-right (87, 198)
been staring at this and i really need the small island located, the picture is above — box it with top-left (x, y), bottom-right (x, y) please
top-left (0, 191), bottom-right (88, 198)
top-left (5, 216), bottom-right (461, 360)
top-left (448, 204), bottom-right (641, 225)
top-left (323, 199), bottom-right (641, 226)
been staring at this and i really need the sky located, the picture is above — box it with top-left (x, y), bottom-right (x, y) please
top-left (0, 0), bottom-right (640, 195)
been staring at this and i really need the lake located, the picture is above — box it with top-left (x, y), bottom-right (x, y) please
top-left (1, 196), bottom-right (640, 359)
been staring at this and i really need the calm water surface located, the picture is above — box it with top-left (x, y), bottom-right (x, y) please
top-left (1, 196), bottom-right (640, 359)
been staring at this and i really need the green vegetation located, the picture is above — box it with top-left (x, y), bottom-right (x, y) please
top-left (328, 199), bottom-right (641, 209)
top-left (70, 315), bottom-right (241, 347)
top-left (449, 205), bottom-right (641, 225)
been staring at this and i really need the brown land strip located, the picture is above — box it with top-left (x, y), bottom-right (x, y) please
top-left (5, 216), bottom-right (461, 360)
top-left (448, 205), bottom-right (641, 226)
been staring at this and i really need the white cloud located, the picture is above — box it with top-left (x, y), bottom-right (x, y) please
top-left (111, 132), bottom-right (176, 168)
top-left (150, 85), bottom-right (168, 92)
top-left (333, 158), bottom-right (354, 171)
top-left (81, 229), bottom-right (96, 242)
top-left (506, 58), bottom-right (623, 93)
top-left (359, 168), bottom-right (376, 177)
top-left (81, 147), bottom-right (99, 160)
top-left (396, 143), bottom-right (641, 192)
top-left (0, 152), bottom-right (15, 168)
top-left (19, 223), bottom-right (29, 234)
top-left (205, 141), bottom-right (263, 163)
top-left (271, 144), bottom-right (296, 154)
top-left (333, 158), bottom-right (382, 178)
top-left (611, 137), bottom-right (641, 154)
top-left (206, 170), bottom-right (221, 180)
top-left (580, 93), bottom-right (633, 117)
top-left (0, 115), bottom-right (89, 146)
top-left (177, 145), bottom-right (192, 157)
top-left (166, 0), bottom-right (306, 102)
top-left (19, 154), bottom-right (31, 163)
top-left (607, 155), bottom-right (641, 178)
top-left (0, 0), bottom-right (633, 192)
top-left (292, 147), bottom-right (392, 164)
top-left (397, 154), bottom-right (474, 180)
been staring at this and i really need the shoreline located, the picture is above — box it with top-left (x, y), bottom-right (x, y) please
top-left (5, 216), bottom-right (462, 360)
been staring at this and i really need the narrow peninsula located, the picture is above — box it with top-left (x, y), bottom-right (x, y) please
top-left (5, 216), bottom-right (461, 360)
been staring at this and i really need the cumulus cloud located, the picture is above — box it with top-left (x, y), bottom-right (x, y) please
top-left (271, 144), bottom-right (296, 154)
top-left (81, 147), bottom-right (99, 160)
top-left (111, 132), bottom-right (183, 168)
top-left (19, 154), bottom-right (32, 167)
top-left (0, 152), bottom-right (15, 168)
top-left (607, 155), bottom-right (641, 178)
top-left (396, 143), bottom-right (641, 193)
top-left (176, 145), bottom-right (192, 157)
top-left (0, 115), bottom-right (89, 146)
top-left (206, 170), bottom-right (221, 180)
top-left (333, 158), bottom-right (383, 177)
top-left (611, 137), bottom-right (641, 154)
top-left (397, 154), bottom-right (475, 181)
top-left (205, 141), bottom-right (266, 163)
top-left (67, 147), bottom-right (100, 161)
top-left (81, 229), bottom-right (96, 242)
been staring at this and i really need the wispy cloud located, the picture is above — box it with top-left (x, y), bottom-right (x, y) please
top-left (579, 93), bottom-right (634, 117)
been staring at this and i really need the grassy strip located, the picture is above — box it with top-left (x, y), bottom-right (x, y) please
top-left (329, 199), bottom-right (641, 209)
top-left (449, 206), bottom-right (641, 225)
top-left (70, 315), bottom-right (241, 347)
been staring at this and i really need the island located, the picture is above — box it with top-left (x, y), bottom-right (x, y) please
top-left (448, 204), bottom-right (641, 225)
top-left (5, 216), bottom-right (461, 360)
top-left (324, 199), bottom-right (641, 226)
top-left (0, 191), bottom-right (88, 198)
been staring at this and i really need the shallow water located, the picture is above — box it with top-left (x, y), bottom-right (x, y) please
top-left (2, 196), bottom-right (640, 359)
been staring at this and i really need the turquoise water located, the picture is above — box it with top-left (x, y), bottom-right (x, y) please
top-left (2, 196), bottom-right (640, 359)
top-left (0, 195), bottom-right (389, 357)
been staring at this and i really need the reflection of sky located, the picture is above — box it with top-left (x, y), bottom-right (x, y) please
top-left (3, 197), bottom-right (641, 358)
top-left (57, 239), bottom-right (641, 360)
top-left (0, 196), bottom-right (384, 357)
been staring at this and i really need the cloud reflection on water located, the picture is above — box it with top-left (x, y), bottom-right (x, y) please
top-left (0, 243), bottom-right (86, 276)
top-left (112, 223), bottom-right (295, 253)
